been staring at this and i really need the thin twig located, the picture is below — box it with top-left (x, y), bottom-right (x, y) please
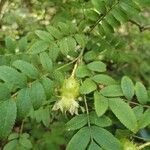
top-left (71, 48), bottom-right (84, 77)
top-left (132, 135), bottom-right (150, 141)
top-left (138, 142), bottom-right (150, 150)
top-left (83, 95), bottom-right (93, 142)
top-left (129, 19), bottom-right (150, 32)
top-left (124, 99), bottom-right (150, 108)
top-left (83, 96), bottom-right (90, 127)
top-left (56, 48), bottom-right (84, 71)
top-left (20, 120), bottom-right (25, 134)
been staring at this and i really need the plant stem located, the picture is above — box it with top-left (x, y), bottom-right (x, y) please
top-left (132, 135), bottom-right (150, 141)
top-left (71, 48), bottom-right (84, 77)
top-left (124, 99), bottom-right (150, 108)
top-left (56, 48), bottom-right (84, 71)
top-left (83, 96), bottom-right (90, 127)
top-left (20, 120), bottom-right (25, 134)
top-left (138, 142), bottom-right (150, 150)
top-left (84, 95), bottom-right (93, 142)
top-left (129, 19), bottom-right (150, 32)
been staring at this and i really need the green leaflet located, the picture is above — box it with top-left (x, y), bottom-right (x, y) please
top-left (133, 106), bottom-right (144, 121)
top-left (0, 100), bottom-right (17, 139)
top-left (0, 66), bottom-right (27, 88)
top-left (138, 108), bottom-right (150, 129)
top-left (112, 6), bottom-right (128, 23)
top-left (29, 40), bottom-right (49, 54)
top-left (101, 20), bottom-right (114, 34)
top-left (88, 141), bottom-right (102, 150)
top-left (106, 14), bottom-right (121, 28)
top-left (19, 135), bottom-right (32, 149)
top-left (89, 112), bottom-right (112, 127)
top-left (121, 76), bottom-right (134, 100)
top-left (0, 83), bottom-right (10, 101)
top-left (58, 37), bottom-right (76, 55)
top-left (33, 108), bottom-right (43, 123)
top-left (35, 30), bottom-right (54, 42)
top-left (74, 34), bottom-right (87, 48)
top-left (57, 38), bottom-right (69, 56)
top-left (135, 82), bottom-right (148, 104)
top-left (136, 0), bottom-right (150, 7)
top-left (18, 37), bottom-right (28, 52)
top-left (30, 81), bottom-right (46, 110)
top-left (16, 88), bottom-right (32, 120)
top-left (120, 1), bottom-right (140, 17)
top-left (40, 77), bottom-right (54, 99)
top-left (3, 140), bottom-right (18, 150)
top-left (46, 25), bottom-right (62, 39)
top-left (52, 70), bottom-right (65, 85)
top-left (91, 126), bottom-right (123, 150)
top-left (91, 74), bottom-right (116, 85)
top-left (66, 127), bottom-right (90, 150)
top-left (66, 114), bottom-right (87, 131)
top-left (87, 61), bottom-right (106, 72)
top-left (67, 37), bottom-right (76, 52)
top-left (80, 78), bottom-right (97, 94)
top-left (8, 133), bottom-right (19, 140)
top-left (100, 85), bottom-right (123, 97)
top-left (57, 22), bottom-right (70, 35)
top-left (5, 36), bottom-right (16, 53)
top-left (91, 0), bottom-right (106, 14)
top-left (75, 64), bottom-right (91, 78)
top-left (48, 43), bottom-right (60, 62)
top-left (12, 60), bottom-right (39, 79)
top-left (94, 91), bottom-right (108, 117)
top-left (41, 107), bottom-right (50, 127)
top-left (85, 9), bottom-right (99, 22)
top-left (84, 51), bottom-right (97, 62)
top-left (40, 52), bottom-right (53, 72)
top-left (109, 98), bottom-right (137, 133)
top-left (4, 133), bottom-right (32, 150)
top-left (30, 107), bottom-right (50, 127)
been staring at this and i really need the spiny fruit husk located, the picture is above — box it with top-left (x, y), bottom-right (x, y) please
top-left (52, 77), bottom-right (80, 115)
top-left (120, 138), bottom-right (138, 150)
top-left (61, 77), bottom-right (80, 98)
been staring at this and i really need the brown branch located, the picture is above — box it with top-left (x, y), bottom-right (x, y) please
top-left (129, 19), bottom-right (150, 32)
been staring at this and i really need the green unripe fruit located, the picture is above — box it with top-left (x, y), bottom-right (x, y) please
top-left (61, 77), bottom-right (80, 98)
top-left (120, 138), bottom-right (138, 150)
top-left (53, 77), bottom-right (80, 115)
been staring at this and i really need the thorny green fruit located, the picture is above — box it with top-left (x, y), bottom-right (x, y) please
top-left (52, 77), bottom-right (80, 115)
top-left (120, 138), bottom-right (138, 150)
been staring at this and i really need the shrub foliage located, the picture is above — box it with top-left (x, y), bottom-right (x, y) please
top-left (0, 0), bottom-right (150, 150)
